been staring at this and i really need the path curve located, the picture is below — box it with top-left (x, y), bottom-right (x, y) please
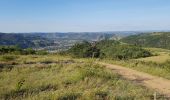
top-left (98, 62), bottom-right (170, 96)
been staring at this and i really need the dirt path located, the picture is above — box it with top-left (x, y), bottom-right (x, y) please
top-left (98, 62), bottom-right (170, 96)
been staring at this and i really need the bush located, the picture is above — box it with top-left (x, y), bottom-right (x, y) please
top-left (68, 41), bottom-right (100, 58)
top-left (68, 40), bottom-right (152, 60)
top-left (36, 50), bottom-right (48, 55)
top-left (0, 46), bottom-right (22, 54)
top-left (109, 45), bottom-right (152, 60)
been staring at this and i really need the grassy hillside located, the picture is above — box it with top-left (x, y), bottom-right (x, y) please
top-left (103, 47), bottom-right (170, 79)
top-left (137, 48), bottom-right (170, 63)
top-left (121, 32), bottom-right (170, 50)
top-left (0, 37), bottom-right (169, 99)
top-left (0, 55), bottom-right (154, 100)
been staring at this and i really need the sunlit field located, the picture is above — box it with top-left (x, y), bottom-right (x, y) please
top-left (137, 48), bottom-right (170, 63)
top-left (103, 48), bottom-right (170, 79)
top-left (0, 54), bottom-right (154, 100)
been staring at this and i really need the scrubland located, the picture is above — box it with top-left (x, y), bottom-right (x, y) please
top-left (0, 54), bottom-right (154, 100)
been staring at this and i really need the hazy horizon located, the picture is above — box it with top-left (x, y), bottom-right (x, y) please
top-left (0, 0), bottom-right (170, 32)
top-left (1, 30), bottom-right (170, 34)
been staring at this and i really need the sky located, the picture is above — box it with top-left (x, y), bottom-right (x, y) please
top-left (0, 0), bottom-right (170, 32)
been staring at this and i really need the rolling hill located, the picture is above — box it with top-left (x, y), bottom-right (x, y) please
top-left (121, 32), bottom-right (170, 50)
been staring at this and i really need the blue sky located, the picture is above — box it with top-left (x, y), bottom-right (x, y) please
top-left (0, 0), bottom-right (170, 32)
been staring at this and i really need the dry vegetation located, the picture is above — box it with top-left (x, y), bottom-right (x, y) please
top-left (0, 54), bottom-right (155, 100)
top-left (103, 48), bottom-right (170, 79)
top-left (137, 48), bottom-right (170, 63)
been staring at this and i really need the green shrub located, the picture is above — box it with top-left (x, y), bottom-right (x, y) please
top-left (68, 41), bottom-right (100, 58)
top-left (68, 40), bottom-right (152, 60)
top-left (108, 45), bottom-right (152, 60)
top-left (0, 46), bottom-right (22, 54)
top-left (36, 50), bottom-right (48, 55)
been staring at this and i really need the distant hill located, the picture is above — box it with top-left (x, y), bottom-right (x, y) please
top-left (0, 32), bottom-right (118, 50)
top-left (121, 32), bottom-right (170, 50)
top-left (0, 32), bottom-right (140, 50)
top-left (34, 32), bottom-right (117, 41)
top-left (0, 33), bottom-right (55, 48)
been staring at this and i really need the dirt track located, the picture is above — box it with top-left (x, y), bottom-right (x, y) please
top-left (99, 62), bottom-right (170, 96)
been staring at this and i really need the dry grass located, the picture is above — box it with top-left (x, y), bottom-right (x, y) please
top-left (135, 48), bottom-right (170, 63)
top-left (102, 48), bottom-right (170, 79)
top-left (136, 53), bottom-right (170, 63)
top-left (0, 54), bottom-right (155, 100)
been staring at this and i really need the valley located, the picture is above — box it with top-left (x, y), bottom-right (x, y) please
top-left (1, 0), bottom-right (170, 99)
top-left (0, 32), bottom-right (170, 99)
top-left (0, 32), bottom-right (140, 52)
